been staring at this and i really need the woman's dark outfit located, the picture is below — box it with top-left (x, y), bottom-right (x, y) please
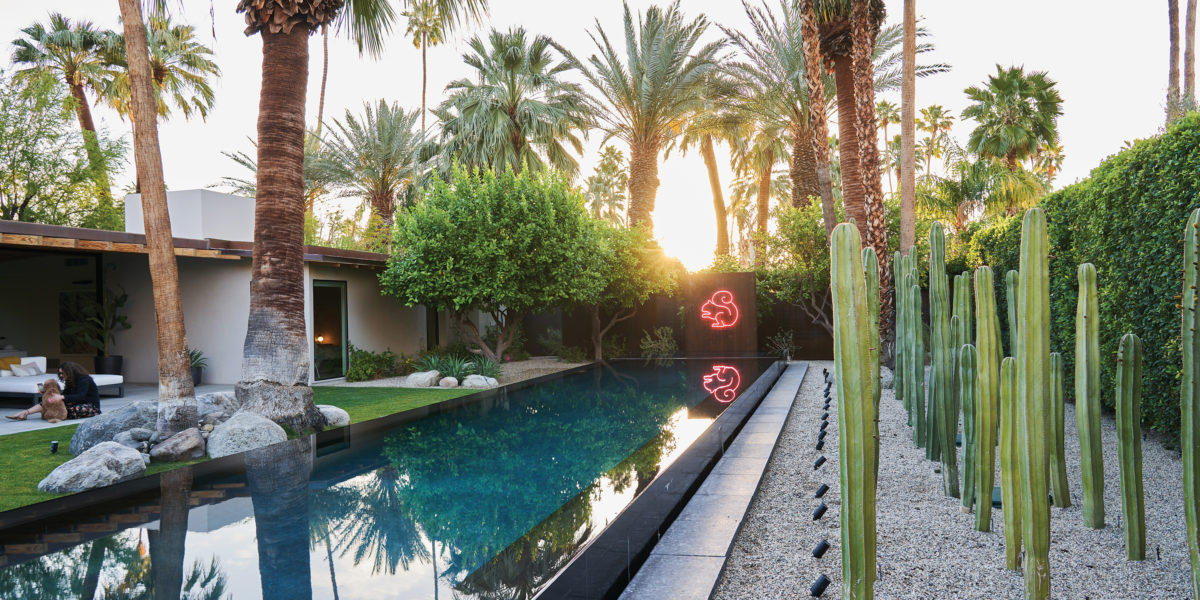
top-left (63, 375), bottom-right (101, 419)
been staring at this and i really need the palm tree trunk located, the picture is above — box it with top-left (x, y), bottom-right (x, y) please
top-left (66, 82), bottom-right (113, 204)
top-left (833, 53), bottom-right (865, 235)
top-left (1187, 0), bottom-right (1197, 103)
top-left (798, 0), bottom-right (837, 237)
top-left (239, 23), bottom-right (324, 432)
top-left (324, 529), bottom-right (340, 600)
top-left (627, 140), bottom-right (660, 228)
top-left (80, 540), bottom-right (105, 600)
top-left (316, 24), bottom-right (329, 140)
top-left (699, 134), bottom-right (729, 255)
top-left (790, 124), bottom-right (820, 208)
top-left (421, 41), bottom-right (428, 132)
top-left (149, 467), bottom-right (192, 600)
top-left (118, 0), bottom-right (197, 437)
top-left (1171, 0), bottom-right (1182, 122)
top-left (900, 0), bottom-right (917, 255)
top-left (754, 149), bottom-right (772, 268)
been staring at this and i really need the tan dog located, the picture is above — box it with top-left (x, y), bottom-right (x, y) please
top-left (39, 379), bottom-right (67, 423)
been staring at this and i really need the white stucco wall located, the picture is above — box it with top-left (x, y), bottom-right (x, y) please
top-left (124, 189), bottom-right (255, 242)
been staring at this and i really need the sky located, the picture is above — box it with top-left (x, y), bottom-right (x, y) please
top-left (0, 1), bottom-right (1173, 271)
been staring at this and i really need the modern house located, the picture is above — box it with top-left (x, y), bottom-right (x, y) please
top-left (0, 189), bottom-right (439, 386)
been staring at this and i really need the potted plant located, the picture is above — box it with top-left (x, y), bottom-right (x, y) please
top-left (189, 347), bottom-right (208, 386)
top-left (64, 287), bottom-right (131, 375)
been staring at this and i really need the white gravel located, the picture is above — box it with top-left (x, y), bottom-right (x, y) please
top-left (714, 359), bottom-right (1195, 599)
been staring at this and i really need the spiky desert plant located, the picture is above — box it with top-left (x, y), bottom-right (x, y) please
top-left (954, 271), bottom-right (973, 347)
top-left (1049, 352), bottom-right (1070, 507)
top-left (907, 272), bottom-right (926, 448)
top-left (864, 247), bottom-right (881, 482)
top-left (930, 222), bottom-right (957, 495)
top-left (1000, 355), bottom-right (1022, 570)
top-left (1006, 269), bottom-right (1019, 357)
top-left (961, 343), bottom-right (978, 511)
top-left (894, 249), bottom-right (906, 411)
top-left (830, 222), bottom-right (878, 599)
top-left (1017, 208), bottom-right (1050, 599)
top-left (974, 266), bottom-right (1001, 531)
top-left (1182, 208), bottom-right (1200, 597)
top-left (1116, 332), bottom-right (1145, 561)
top-left (1076, 262), bottom-right (1105, 529)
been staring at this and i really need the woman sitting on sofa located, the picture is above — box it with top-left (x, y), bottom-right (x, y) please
top-left (6, 361), bottom-right (101, 421)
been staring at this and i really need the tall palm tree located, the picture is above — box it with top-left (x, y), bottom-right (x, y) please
top-left (1171, 0), bottom-right (1183, 123)
top-left (876, 99), bottom-right (899, 192)
top-left (670, 73), bottom-right (737, 255)
top-left (1188, 0), bottom-right (1197, 106)
top-left (798, 0), bottom-right (838, 237)
top-left (313, 100), bottom-right (433, 233)
top-left (917, 104), bottom-right (953, 177)
top-left (235, 0), bottom-right (394, 430)
top-left (402, 0), bottom-right (489, 130)
top-left (12, 13), bottom-right (115, 203)
top-left (963, 65), bottom-right (1063, 171)
top-left (585, 145), bottom-right (628, 226)
top-left (1031, 142), bottom-right (1064, 180)
top-left (561, 1), bottom-right (725, 229)
top-left (116, 0), bottom-right (196, 438)
top-left (900, 0), bottom-right (916, 254)
top-left (731, 119), bottom-right (787, 266)
top-left (435, 27), bottom-right (590, 177)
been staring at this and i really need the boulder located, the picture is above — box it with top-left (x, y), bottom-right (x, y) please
top-left (199, 411), bottom-right (232, 428)
top-left (196, 391), bottom-right (241, 419)
top-left (880, 366), bottom-right (895, 390)
top-left (129, 427), bottom-right (153, 442)
top-left (150, 428), bottom-right (206, 462)
top-left (38, 442), bottom-right (147, 493)
top-left (112, 430), bottom-right (141, 450)
top-left (439, 376), bottom-right (459, 388)
top-left (316, 405), bottom-right (350, 428)
top-left (407, 370), bottom-right (440, 387)
top-left (70, 401), bottom-right (157, 455)
top-left (461, 374), bottom-right (499, 389)
top-left (206, 412), bottom-right (287, 458)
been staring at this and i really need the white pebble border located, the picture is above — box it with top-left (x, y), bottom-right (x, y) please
top-left (713, 359), bottom-right (1195, 599)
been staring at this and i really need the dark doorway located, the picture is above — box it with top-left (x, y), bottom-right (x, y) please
top-left (312, 281), bottom-right (347, 380)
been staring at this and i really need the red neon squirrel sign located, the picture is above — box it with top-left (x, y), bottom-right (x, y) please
top-left (702, 365), bottom-right (742, 403)
top-left (699, 290), bottom-right (740, 329)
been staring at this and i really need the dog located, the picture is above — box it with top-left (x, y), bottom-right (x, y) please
top-left (39, 379), bottom-right (67, 423)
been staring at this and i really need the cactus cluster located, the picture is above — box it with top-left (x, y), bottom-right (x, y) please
top-left (1182, 208), bottom-right (1200, 598)
top-left (973, 266), bottom-right (1002, 532)
top-left (1049, 353), bottom-right (1070, 508)
top-left (1076, 263), bottom-right (1105, 529)
top-left (1116, 333), bottom-right (1145, 561)
top-left (830, 223), bottom-right (878, 599)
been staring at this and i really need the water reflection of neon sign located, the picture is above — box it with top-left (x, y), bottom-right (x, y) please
top-left (700, 290), bottom-right (740, 329)
top-left (703, 365), bottom-right (742, 403)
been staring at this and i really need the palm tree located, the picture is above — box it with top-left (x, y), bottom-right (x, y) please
top-left (876, 100), bottom-right (899, 192)
top-left (731, 120), bottom-right (787, 266)
top-left (335, 467), bottom-right (431, 575)
top-left (401, 0), bottom-right (489, 131)
top-left (561, 1), bottom-right (725, 229)
top-left (921, 144), bottom-right (1045, 227)
top-left (115, 0), bottom-right (197, 438)
top-left (798, 0), bottom-right (838, 237)
top-left (669, 73), bottom-right (737, 255)
top-left (313, 100), bottom-right (433, 234)
top-left (1188, 0), bottom-right (1197, 106)
top-left (1031, 142), bottom-right (1064, 180)
top-left (220, 132), bottom-right (332, 214)
top-left (434, 27), bottom-right (590, 177)
top-left (917, 104), bottom-right (953, 178)
top-left (585, 145), bottom-right (628, 226)
top-left (900, 0), bottom-right (916, 254)
top-left (962, 65), bottom-right (1063, 171)
top-left (1171, 0), bottom-right (1183, 123)
top-left (12, 13), bottom-right (115, 203)
top-left (235, 0), bottom-right (395, 430)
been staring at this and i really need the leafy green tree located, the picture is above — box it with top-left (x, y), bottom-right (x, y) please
top-left (761, 201), bottom-right (841, 334)
top-left (584, 145), bottom-right (628, 226)
top-left (435, 27), bottom-right (590, 178)
top-left (918, 143), bottom-right (1045, 231)
top-left (585, 225), bottom-right (681, 361)
top-left (382, 166), bottom-right (605, 361)
top-left (963, 65), bottom-right (1063, 170)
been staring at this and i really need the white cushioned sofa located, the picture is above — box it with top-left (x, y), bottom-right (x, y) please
top-left (0, 357), bottom-right (125, 405)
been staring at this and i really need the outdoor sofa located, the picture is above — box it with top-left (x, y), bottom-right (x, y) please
top-left (0, 356), bottom-right (124, 406)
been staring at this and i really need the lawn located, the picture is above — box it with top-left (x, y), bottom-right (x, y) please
top-left (0, 386), bottom-right (473, 513)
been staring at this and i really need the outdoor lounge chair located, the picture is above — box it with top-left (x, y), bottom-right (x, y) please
top-left (0, 357), bottom-right (124, 406)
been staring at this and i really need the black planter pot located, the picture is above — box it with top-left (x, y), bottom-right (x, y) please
top-left (191, 367), bottom-right (204, 387)
top-left (93, 355), bottom-right (123, 375)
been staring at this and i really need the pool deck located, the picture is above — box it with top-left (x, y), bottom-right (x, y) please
top-left (618, 361), bottom-right (809, 600)
top-left (0, 384), bottom-right (233, 436)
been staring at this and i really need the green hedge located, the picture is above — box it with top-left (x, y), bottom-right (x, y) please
top-left (968, 113), bottom-right (1200, 437)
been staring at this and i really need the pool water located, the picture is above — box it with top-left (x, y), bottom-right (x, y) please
top-left (0, 357), bottom-right (776, 599)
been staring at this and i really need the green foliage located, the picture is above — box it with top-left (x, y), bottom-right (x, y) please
top-left (766, 329), bottom-right (796, 358)
top-left (601, 333), bottom-right (627, 360)
top-left (470, 356), bottom-right (501, 379)
top-left (346, 343), bottom-right (406, 382)
top-left (967, 113), bottom-right (1200, 436)
top-left (62, 286), bottom-right (130, 356)
top-left (187, 347), bottom-right (208, 370)
top-left (585, 146), bottom-right (628, 226)
top-left (415, 353), bottom-right (472, 380)
top-left (639, 327), bottom-right (678, 360)
top-left (382, 166), bottom-right (605, 361)
top-left (556, 345), bottom-right (588, 363)
top-left (963, 65), bottom-right (1062, 166)
top-left (537, 327), bottom-right (563, 355)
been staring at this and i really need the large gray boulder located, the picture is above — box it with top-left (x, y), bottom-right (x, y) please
top-left (39, 441), bottom-right (146, 493)
top-left (150, 428), bottom-right (206, 462)
top-left (197, 391), bottom-right (241, 419)
top-left (407, 370), bottom-right (440, 387)
top-left (70, 401), bottom-right (157, 455)
top-left (206, 411), bottom-right (287, 458)
top-left (316, 405), bottom-right (350, 428)
top-left (461, 374), bottom-right (499, 389)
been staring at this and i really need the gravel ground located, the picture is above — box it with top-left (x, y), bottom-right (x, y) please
top-left (714, 359), bottom-right (1195, 599)
top-left (325, 356), bottom-right (588, 388)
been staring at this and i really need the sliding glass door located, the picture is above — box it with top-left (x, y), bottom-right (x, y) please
top-left (312, 280), bottom-right (347, 381)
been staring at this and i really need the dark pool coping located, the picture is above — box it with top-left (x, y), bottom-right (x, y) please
top-left (532, 359), bottom-right (788, 600)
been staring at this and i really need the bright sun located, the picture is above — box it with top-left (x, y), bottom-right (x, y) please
top-left (650, 157), bottom-right (726, 272)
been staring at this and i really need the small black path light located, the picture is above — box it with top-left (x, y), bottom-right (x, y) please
top-left (815, 439), bottom-right (824, 451)
top-left (812, 502), bottom-right (828, 520)
top-left (812, 539), bottom-right (831, 558)
top-left (810, 574), bottom-right (831, 597)
top-left (815, 483), bottom-right (829, 498)
top-left (813, 455), bottom-right (826, 469)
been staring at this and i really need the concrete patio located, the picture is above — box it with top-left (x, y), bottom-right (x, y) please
top-left (0, 384), bottom-right (232, 436)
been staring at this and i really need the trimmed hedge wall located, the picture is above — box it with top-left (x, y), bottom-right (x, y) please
top-left (967, 113), bottom-right (1200, 437)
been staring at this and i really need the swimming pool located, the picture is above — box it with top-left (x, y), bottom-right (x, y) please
top-left (0, 357), bottom-right (779, 599)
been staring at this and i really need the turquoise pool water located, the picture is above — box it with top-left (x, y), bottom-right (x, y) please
top-left (0, 357), bottom-right (776, 599)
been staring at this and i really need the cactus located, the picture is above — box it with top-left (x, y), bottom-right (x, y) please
top-left (929, 222), bottom-right (957, 496)
top-left (864, 247), bottom-right (881, 482)
top-left (960, 343), bottom-right (978, 512)
top-left (830, 223), bottom-right (878, 598)
top-left (1116, 333), bottom-right (1145, 561)
top-left (1048, 352), bottom-right (1070, 508)
top-left (954, 272), bottom-right (974, 347)
top-left (1006, 269), bottom-right (1019, 357)
top-left (1182, 208), bottom-right (1200, 598)
top-left (894, 250), bottom-right (907, 410)
top-left (1075, 263), bottom-right (1105, 529)
top-left (1017, 208), bottom-right (1051, 599)
top-left (953, 273), bottom-right (973, 500)
top-left (907, 273), bottom-right (926, 448)
top-left (974, 266), bottom-right (1001, 532)
top-left (1000, 356), bottom-right (1022, 570)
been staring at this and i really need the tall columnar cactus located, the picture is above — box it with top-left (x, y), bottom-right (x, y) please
top-left (974, 266), bottom-right (1001, 532)
top-left (907, 273), bottom-right (926, 448)
top-left (1006, 269), bottom-right (1020, 357)
top-left (864, 247), bottom-right (881, 482)
top-left (830, 223), bottom-right (878, 598)
top-left (1048, 353), bottom-right (1070, 508)
top-left (960, 343), bottom-right (978, 512)
top-left (1181, 208), bottom-right (1200, 598)
top-left (929, 223), bottom-right (957, 496)
top-left (1116, 333), bottom-right (1145, 561)
top-left (894, 250), bottom-right (906, 410)
top-left (1000, 356), bottom-right (1022, 570)
top-left (954, 272), bottom-right (974, 347)
top-left (1075, 263), bottom-right (1105, 529)
top-left (1017, 208), bottom-right (1051, 599)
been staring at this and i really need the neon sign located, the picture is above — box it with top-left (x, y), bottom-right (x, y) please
top-left (699, 290), bottom-right (740, 329)
top-left (702, 364), bottom-right (742, 403)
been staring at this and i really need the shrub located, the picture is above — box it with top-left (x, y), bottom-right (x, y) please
top-left (346, 343), bottom-right (402, 382)
top-left (602, 333), bottom-right (627, 359)
top-left (766, 329), bottom-right (797, 358)
top-left (557, 346), bottom-right (588, 363)
top-left (470, 356), bottom-right (502, 379)
top-left (639, 326), bottom-right (678, 360)
top-left (537, 327), bottom-right (564, 355)
top-left (415, 353), bottom-right (472, 380)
